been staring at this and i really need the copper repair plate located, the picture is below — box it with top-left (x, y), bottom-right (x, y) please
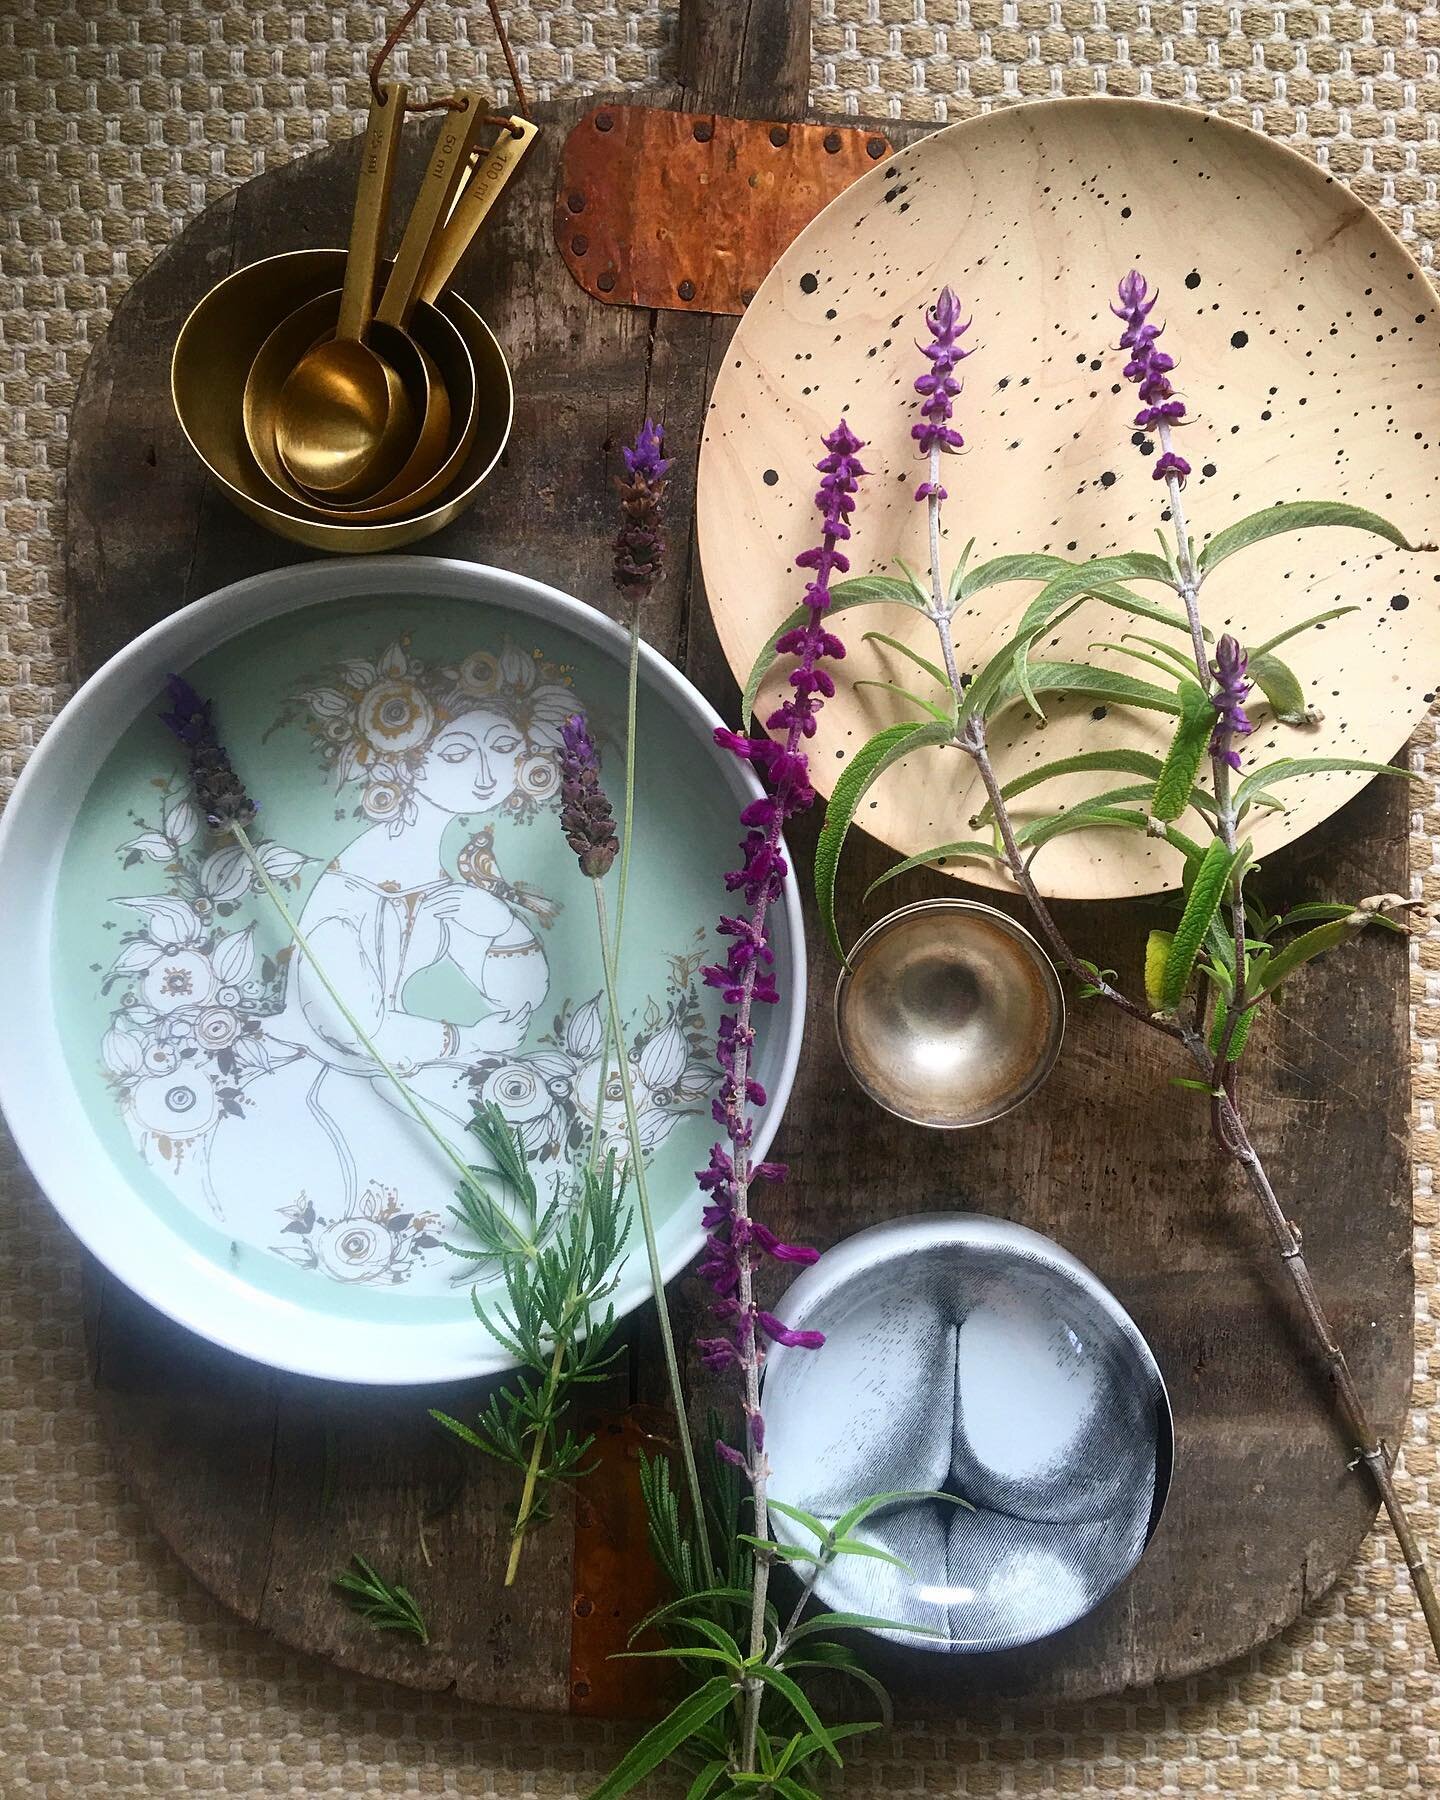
top-left (556, 105), bottom-right (891, 315)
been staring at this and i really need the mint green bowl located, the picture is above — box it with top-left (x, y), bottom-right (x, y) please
top-left (0, 558), bottom-right (804, 1384)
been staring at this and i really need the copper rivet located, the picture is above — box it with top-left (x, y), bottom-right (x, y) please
top-left (678, 279), bottom-right (696, 301)
top-left (693, 119), bottom-right (713, 142)
top-left (573, 1679), bottom-right (591, 1699)
top-left (741, 288), bottom-right (756, 305)
top-left (866, 137), bottom-right (887, 158)
top-left (823, 130), bottom-right (842, 153)
top-left (769, 125), bottom-right (789, 148)
top-left (596, 112), bottom-right (613, 132)
top-left (574, 1596), bottom-right (594, 1618)
top-left (567, 191), bottom-right (585, 213)
top-left (571, 234), bottom-right (589, 255)
top-left (597, 270), bottom-right (616, 292)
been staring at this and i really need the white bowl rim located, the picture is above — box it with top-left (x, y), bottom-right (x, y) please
top-left (0, 556), bottom-right (806, 1385)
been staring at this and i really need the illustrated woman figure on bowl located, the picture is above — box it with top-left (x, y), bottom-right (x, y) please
top-left (200, 639), bottom-right (575, 1244)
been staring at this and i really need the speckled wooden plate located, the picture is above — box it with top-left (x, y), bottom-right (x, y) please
top-left (698, 98), bottom-right (1440, 900)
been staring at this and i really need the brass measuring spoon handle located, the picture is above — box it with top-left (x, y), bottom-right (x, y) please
top-left (375, 94), bottom-right (491, 331)
top-left (336, 80), bottom-right (409, 343)
top-left (416, 117), bottom-right (538, 307)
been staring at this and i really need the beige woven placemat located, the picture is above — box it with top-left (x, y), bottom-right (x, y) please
top-left (2, 0), bottom-right (1438, 1793)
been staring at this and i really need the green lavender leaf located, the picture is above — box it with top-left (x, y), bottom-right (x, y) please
top-left (974, 749), bottom-right (1166, 821)
top-left (985, 659), bottom-right (1183, 720)
top-left (863, 840), bottom-right (1002, 901)
top-left (1087, 582), bottom-right (1206, 640)
top-left (1015, 786), bottom-right (1160, 844)
top-left (952, 551), bottom-right (1071, 604)
top-left (333, 1555), bottom-right (429, 1645)
top-left (1016, 803), bottom-right (1152, 852)
top-left (1247, 651), bottom-right (1308, 725)
top-left (740, 578), bottom-right (922, 724)
top-left (764, 1498), bottom-right (831, 1538)
top-left (627, 1588), bottom-right (754, 1646)
top-left (1196, 500), bottom-right (1421, 573)
top-left (1210, 1002), bottom-right (1258, 1063)
top-left (785, 1612), bottom-right (945, 1644)
top-left (860, 630), bottom-right (951, 691)
top-left (745, 1665), bottom-right (840, 1765)
top-left (1249, 605), bottom-right (1360, 658)
top-left (1234, 755), bottom-right (1411, 814)
top-left (588, 1676), bottom-right (739, 1800)
top-left (1144, 931), bottom-right (1173, 1012)
top-left (1151, 680), bottom-right (1217, 823)
top-left (814, 721), bottom-right (953, 959)
top-left (964, 556), bottom-right (1146, 716)
top-left (1247, 919), bottom-right (1356, 998)
top-left (685, 1761), bottom-right (729, 1800)
top-left (1159, 840), bottom-right (1243, 1012)
top-left (851, 679), bottom-right (953, 725)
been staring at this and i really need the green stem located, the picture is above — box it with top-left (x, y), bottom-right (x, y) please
top-left (591, 877), bottom-right (716, 1586)
top-left (512, 617), bottom-right (644, 1583)
top-left (616, 602), bottom-right (641, 949)
top-left (505, 1332), bottom-right (567, 1586)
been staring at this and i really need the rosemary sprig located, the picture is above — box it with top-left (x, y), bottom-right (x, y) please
top-left (333, 1555), bottom-right (429, 1645)
top-left (431, 1105), bottom-right (630, 1583)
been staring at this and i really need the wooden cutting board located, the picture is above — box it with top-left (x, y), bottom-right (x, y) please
top-left (62, 0), bottom-right (1413, 1721)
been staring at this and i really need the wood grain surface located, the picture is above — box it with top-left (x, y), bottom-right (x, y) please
top-left (63, 0), bottom-right (1413, 1722)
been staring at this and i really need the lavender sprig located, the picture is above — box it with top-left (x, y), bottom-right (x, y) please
top-left (706, 417), bottom-right (867, 1765)
top-left (160, 675), bottom-right (257, 828)
top-left (559, 715), bottom-right (620, 877)
top-left (611, 420), bottom-right (669, 945)
top-left (560, 708), bottom-right (716, 1588)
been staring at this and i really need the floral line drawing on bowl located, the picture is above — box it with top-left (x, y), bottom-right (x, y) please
top-left (270, 635), bottom-right (575, 835)
top-left (469, 948), bottom-right (717, 1176)
top-left (273, 1183), bottom-right (443, 1285)
top-left (94, 630), bottom-right (722, 1294)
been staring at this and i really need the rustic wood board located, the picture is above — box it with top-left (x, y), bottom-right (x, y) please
top-left (61, 0), bottom-right (1412, 1722)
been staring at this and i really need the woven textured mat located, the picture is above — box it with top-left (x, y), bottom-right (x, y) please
top-left (2, 0), bottom-right (1439, 1793)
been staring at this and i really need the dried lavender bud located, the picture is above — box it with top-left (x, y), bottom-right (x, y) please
top-left (558, 713), bottom-right (619, 878)
top-left (159, 674), bottom-right (257, 829)
top-left (613, 418), bottom-right (671, 602)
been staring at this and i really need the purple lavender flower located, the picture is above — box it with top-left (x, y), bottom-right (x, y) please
top-left (700, 419), bottom-right (868, 1470)
top-left (614, 418), bottom-right (671, 602)
top-left (1111, 270), bottom-right (1191, 485)
top-left (558, 714), bottom-right (619, 878)
top-left (912, 286), bottom-right (971, 503)
top-left (159, 674), bottom-right (257, 829)
top-left (1208, 634), bottom-right (1254, 772)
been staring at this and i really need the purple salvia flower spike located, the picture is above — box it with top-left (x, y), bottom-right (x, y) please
top-left (1112, 270), bottom-right (1191, 484)
top-left (1208, 633), bottom-right (1254, 772)
top-left (911, 284), bottom-right (972, 503)
top-left (700, 419), bottom-right (868, 1476)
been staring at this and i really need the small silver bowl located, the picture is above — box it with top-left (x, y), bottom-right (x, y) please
top-left (761, 1213), bottom-right (1174, 1654)
top-left (834, 899), bottom-right (1065, 1129)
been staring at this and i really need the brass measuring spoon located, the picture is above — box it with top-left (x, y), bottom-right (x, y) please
top-left (319, 115), bottom-right (538, 519)
top-left (271, 93), bottom-right (489, 503)
top-left (266, 83), bottom-right (410, 500)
